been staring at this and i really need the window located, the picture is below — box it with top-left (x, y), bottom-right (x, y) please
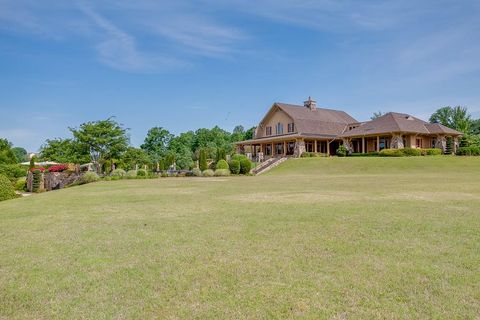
top-left (265, 144), bottom-right (272, 156)
top-left (379, 137), bottom-right (390, 150)
top-left (266, 126), bottom-right (272, 136)
top-left (276, 123), bottom-right (284, 135)
top-left (416, 138), bottom-right (422, 148)
top-left (305, 141), bottom-right (314, 152)
top-left (275, 143), bottom-right (284, 155)
top-left (287, 123), bottom-right (295, 133)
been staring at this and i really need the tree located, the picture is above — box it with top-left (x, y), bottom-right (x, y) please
top-left (122, 147), bottom-right (151, 170)
top-left (230, 125), bottom-right (245, 142)
top-left (371, 111), bottom-right (384, 120)
top-left (199, 148), bottom-right (208, 171)
top-left (472, 119), bottom-right (480, 135)
top-left (40, 138), bottom-right (89, 164)
top-left (244, 127), bottom-right (256, 140)
top-left (11, 147), bottom-right (27, 163)
top-left (168, 132), bottom-right (195, 170)
top-left (429, 106), bottom-right (472, 134)
top-left (70, 118), bottom-right (129, 173)
top-left (141, 127), bottom-right (174, 163)
top-left (0, 139), bottom-right (17, 164)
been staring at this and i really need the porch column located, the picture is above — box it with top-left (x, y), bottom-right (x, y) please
top-left (453, 136), bottom-right (459, 153)
top-left (342, 138), bottom-right (353, 153)
top-left (272, 143), bottom-right (274, 156)
top-left (327, 140), bottom-right (331, 156)
top-left (283, 141), bottom-right (286, 156)
top-left (376, 136), bottom-right (380, 152)
top-left (314, 140), bottom-right (317, 153)
top-left (435, 135), bottom-right (447, 153)
top-left (362, 137), bottom-right (365, 153)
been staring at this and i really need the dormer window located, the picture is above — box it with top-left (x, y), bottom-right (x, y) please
top-left (266, 126), bottom-right (272, 136)
top-left (287, 123), bottom-right (295, 133)
top-left (276, 123), bottom-right (284, 134)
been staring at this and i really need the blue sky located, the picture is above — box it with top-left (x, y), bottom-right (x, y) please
top-left (1, 0), bottom-right (480, 151)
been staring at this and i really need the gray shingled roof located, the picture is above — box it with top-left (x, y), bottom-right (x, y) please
top-left (340, 112), bottom-right (462, 137)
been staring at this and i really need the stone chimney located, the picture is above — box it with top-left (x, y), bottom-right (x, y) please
top-left (304, 96), bottom-right (317, 110)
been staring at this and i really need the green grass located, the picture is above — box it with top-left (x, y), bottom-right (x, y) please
top-left (1, 157), bottom-right (479, 319)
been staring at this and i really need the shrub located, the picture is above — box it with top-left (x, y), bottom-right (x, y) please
top-left (239, 158), bottom-right (252, 174)
top-left (192, 168), bottom-right (202, 177)
top-left (202, 169), bottom-right (214, 177)
top-left (457, 146), bottom-right (480, 156)
top-left (199, 149), bottom-right (208, 171)
top-left (161, 172), bottom-right (168, 178)
top-left (111, 169), bottom-right (126, 177)
top-left (15, 177), bottom-right (26, 191)
top-left (48, 164), bottom-right (68, 172)
top-left (228, 159), bottom-right (240, 174)
top-left (402, 148), bottom-right (421, 156)
top-left (126, 170), bottom-right (137, 178)
top-left (0, 164), bottom-right (27, 183)
top-left (214, 169), bottom-right (230, 176)
top-left (81, 172), bottom-right (99, 184)
top-left (425, 148), bottom-right (442, 155)
top-left (216, 159), bottom-right (229, 170)
top-left (231, 154), bottom-right (248, 162)
top-left (29, 166), bottom-right (46, 173)
top-left (379, 149), bottom-right (404, 157)
top-left (32, 169), bottom-right (43, 192)
top-left (0, 174), bottom-right (17, 201)
top-left (336, 145), bottom-right (348, 157)
top-left (137, 169), bottom-right (148, 178)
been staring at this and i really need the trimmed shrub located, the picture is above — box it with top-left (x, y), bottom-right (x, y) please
top-left (379, 149), bottom-right (404, 157)
top-left (216, 159), bottom-right (229, 170)
top-left (0, 174), bottom-right (17, 201)
top-left (126, 170), bottom-right (137, 178)
top-left (336, 145), bottom-right (348, 157)
top-left (81, 171), bottom-right (99, 184)
top-left (15, 177), bottom-right (26, 191)
top-left (32, 169), bottom-right (43, 192)
top-left (161, 172), bottom-right (168, 178)
top-left (301, 152), bottom-right (327, 157)
top-left (228, 159), bottom-right (240, 174)
top-left (202, 169), bottom-right (214, 177)
top-left (192, 168), bottom-right (202, 177)
top-left (231, 154), bottom-right (248, 162)
top-left (457, 146), bottom-right (480, 156)
top-left (111, 169), bottom-right (126, 177)
top-left (425, 148), bottom-right (442, 155)
top-left (137, 169), bottom-right (148, 179)
top-left (199, 149), bottom-right (208, 171)
top-left (214, 169), bottom-right (230, 176)
top-left (402, 148), bottom-right (422, 156)
top-left (239, 158), bottom-right (252, 174)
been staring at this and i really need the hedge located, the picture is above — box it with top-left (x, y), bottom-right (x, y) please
top-left (300, 152), bottom-right (327, 157)
top-left (239, 158), bottom-right (252, 174)
top-left (379, 148), bottom-right (440, 157)
top-left (0, 174), bottom-right (17, 202)
top-left (202, 169), bottom-right (214, 177)
top-left (456, 146), bottom-right (480, 156)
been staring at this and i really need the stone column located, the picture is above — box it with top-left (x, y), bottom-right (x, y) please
top-left (453, 136), bottom-right (459, 153)
top-left (342, 138), bottom-right (353, 153)
top-left (435, 135), bottom-right (447, 153)
top-left (294, 139), bottom-right (306, 157)
top-left (390, 134), bottom-right (404, 149)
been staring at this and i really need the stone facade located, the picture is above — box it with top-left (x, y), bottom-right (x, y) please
top-left (435, 135), bottom-right (447, 153)
top-left (342, 138), bottom-right (353, 153)
top-left (294, 140), bottom-right (306, 157)
top-left (390, 134), bottom-right (404, 149)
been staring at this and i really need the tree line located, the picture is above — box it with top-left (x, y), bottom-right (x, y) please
top-left (37, 119), bottom-right (256, 172)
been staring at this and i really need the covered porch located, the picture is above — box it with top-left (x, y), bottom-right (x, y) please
top-left (342, 133), bottom-right (459, 153)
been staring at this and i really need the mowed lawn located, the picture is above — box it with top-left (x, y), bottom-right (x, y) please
top-left (1, 157), bottom-right (479, 319)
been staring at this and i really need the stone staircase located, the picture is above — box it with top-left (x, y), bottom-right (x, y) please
top-left (251, 157), bottom-right (288, 175)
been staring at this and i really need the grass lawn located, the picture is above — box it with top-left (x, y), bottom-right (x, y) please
top-left (1, 157), bottom-right (479, 319)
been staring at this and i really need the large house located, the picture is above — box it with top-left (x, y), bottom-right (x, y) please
top-left (235, 98), bottom-right (462, 158)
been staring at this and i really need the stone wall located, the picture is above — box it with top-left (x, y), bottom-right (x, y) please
top-left (27, 171), bottom-right (84, 192)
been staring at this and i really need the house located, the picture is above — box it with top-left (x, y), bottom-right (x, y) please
top-left (235, 98), bottom-right (462, 158)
